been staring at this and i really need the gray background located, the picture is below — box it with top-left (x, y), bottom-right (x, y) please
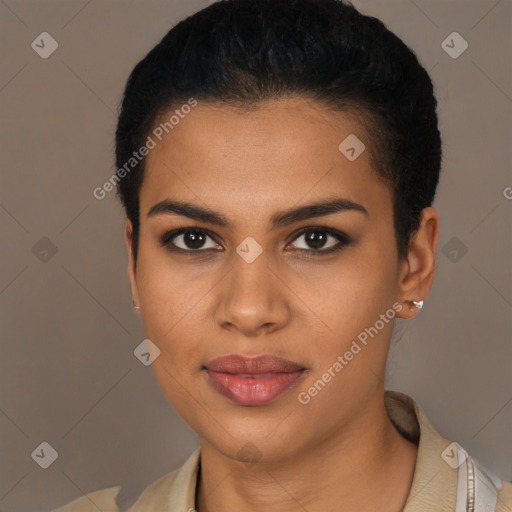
top-left (0, 0), bottom-right (510, 510)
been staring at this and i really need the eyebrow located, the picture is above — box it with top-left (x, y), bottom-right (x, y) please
top-left (147, 197), bottom-right (368, 230)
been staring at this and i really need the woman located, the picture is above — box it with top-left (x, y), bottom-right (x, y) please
top-left (55, 0), bottom-right (512, 510)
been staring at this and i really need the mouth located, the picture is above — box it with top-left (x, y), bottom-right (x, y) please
top-left (204, 354), bottom-right (307, 406)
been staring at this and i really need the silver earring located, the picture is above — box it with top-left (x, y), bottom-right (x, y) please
top-left (132, 300), bottom-right (141, 311)
top-left (412, 300), bottom-right (424, 309)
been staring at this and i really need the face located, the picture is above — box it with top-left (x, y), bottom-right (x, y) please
top-left (125, 97), bottom-right (423, 463)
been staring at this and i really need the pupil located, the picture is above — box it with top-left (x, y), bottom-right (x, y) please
top-left (185, 231), bottom-right (205, 249)
top-left (307, 231), bottom-right (326, 249)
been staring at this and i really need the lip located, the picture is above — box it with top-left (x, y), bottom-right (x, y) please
top-left (204, 354), bottom-right (306, 406)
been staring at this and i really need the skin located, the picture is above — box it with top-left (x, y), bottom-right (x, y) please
top-left (124, 97), bottom-right (439, 512)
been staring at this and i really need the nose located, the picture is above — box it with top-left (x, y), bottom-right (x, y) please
top-left (214, 248), bottom-right (291, 337)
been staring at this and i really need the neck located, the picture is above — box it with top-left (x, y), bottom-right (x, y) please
top-left (195, 390), bottom-right (418, 512)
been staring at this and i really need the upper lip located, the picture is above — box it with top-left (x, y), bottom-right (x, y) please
top-left (205, 354), bottom-right (305, 374)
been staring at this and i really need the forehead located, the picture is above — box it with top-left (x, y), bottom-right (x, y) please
top-left (140, 97), bottom-right (391, 221)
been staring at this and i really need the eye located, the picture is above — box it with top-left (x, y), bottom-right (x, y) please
top-left (287, 227), bottom-right (351, 254)
top-left (160, 228), bottom-right (221, 252)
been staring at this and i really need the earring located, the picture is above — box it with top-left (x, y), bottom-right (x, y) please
top-left (132, 300), bottom-right (141, 311)
top-left (411, 300), bottom-right (424, 310)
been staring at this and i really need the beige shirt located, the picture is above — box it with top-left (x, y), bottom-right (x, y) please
top-left (54, 390), bottom-right (512, 511)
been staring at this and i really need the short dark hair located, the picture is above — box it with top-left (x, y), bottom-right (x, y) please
top-left (115, 0), bottom-right (442, 266)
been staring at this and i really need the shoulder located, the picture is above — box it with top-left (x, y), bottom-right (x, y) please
top-left (52, 485), bottom-right (122, 512)
top-left (497, 479), bottom-right (512, 511)
top-left (385, 391), bottom-right (512, 512)
top-left (50, 469), bottom-right (183, 512)
top-left (52, 448), bottom-right (199, 512)
top-left (50, 470), bottom-right (183, 512)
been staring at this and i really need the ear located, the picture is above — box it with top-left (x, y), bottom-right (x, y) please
top-left (395, 207), bottom-right (439, 319)
top-left (124, 218), bottom-right (141, 313)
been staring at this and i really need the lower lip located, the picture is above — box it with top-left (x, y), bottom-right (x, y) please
top-left (205, 370), bottom-right (305, 405)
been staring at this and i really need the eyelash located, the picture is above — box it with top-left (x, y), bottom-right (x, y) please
top-left (159, 226), bottom-right (352, 257)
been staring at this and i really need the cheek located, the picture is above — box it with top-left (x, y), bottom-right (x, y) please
top-left (315, 243), bottom-right (398, 336)
top-left (136, 260), bottom-right (205, 409)
top-left (299, 246), bottom-right (398, 395)
top-left (136, 238), bottom-right (207, 316)
top-left (134, 252), bottom-right (202, 358)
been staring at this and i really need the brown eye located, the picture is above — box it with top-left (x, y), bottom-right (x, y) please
top-left (181, 231), bottom-right (207, 250)
top-left (160, 228), bottom-right (221, 252)
top-left (303, 231), bottom-right (329, 250)
top-left (288, 227), bottom-right (351, 254)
